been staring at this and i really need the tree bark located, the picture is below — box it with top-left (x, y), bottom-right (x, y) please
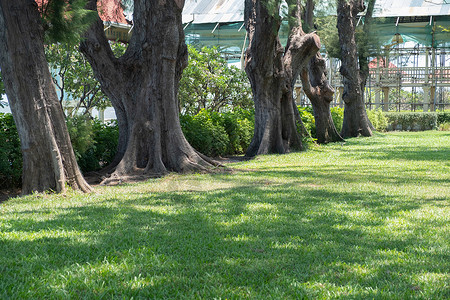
top-left (244, 0), bottom-right (320, 157)
top-left (301, 54), bottom-right (344, 144)
top-left (299, 1), bottom-right (343, 144)
top-left (0, 0), bottom-right (91, 195)
top-left (81, 0), bottom-right (217, 183)
top-left (337, 0), bottom-right (372, 138)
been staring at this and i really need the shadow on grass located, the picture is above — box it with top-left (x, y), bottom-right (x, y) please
top-left (1, 132), bottom-right (448, 298)
top-left (1, 181), bottom-right (448, 299)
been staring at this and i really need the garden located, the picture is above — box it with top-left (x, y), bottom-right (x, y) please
top-left (1, 1), bottom-right (449, 298)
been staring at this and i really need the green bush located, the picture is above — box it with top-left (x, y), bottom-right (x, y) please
top-left (181, 110), bottom-right (230, 157)
top-left (297, 106), bottom-right (315, 137)
top-left (76, 119), bottom-right (119, 173)
top-left (220, 109), bottom-right (254, 154)
top-left (437, 111), bottom-right (450, 126)
top-left (367, 109), bottom-right (388, 132)
top-left (384, 112), bottom-right (438, 131)
top-left (180, 109), bottom-right (254, 157)
top-left (438, 122), bottom-right (450, 131)
top-left (0, 113), bottom-right (22, 189)
top-left (66, 114), bottom-right (95, 159)
top-left (330, 107), bottom-right (344, 133)
top-left (297, 106), bottom-right (344, 138)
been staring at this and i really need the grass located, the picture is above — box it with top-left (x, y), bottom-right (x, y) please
top-left (0, 131), bottom-right (449, 299)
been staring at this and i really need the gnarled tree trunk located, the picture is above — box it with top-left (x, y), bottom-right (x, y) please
top-left (81, 0), bottom-right (216, 183)
top-left (0, 0), bottom-right (91, 195)
top-left (337, 0), bottom-right (372, 138)
top-left (301, 54), bottom-right (344, 144)
top-left (244, 0), bottom-right (320, 157)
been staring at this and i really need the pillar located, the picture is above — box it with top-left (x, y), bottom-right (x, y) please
top-left (423, 86), bottom-right (430, 112)
top-left (338, 87), bottom-right (344, 108)
top-left (295, 87), bottom-right (302, 106)
top-left (98, 109), bottom-right (105, 123)
top-left (382, 87), bottom-right (390, 112)
top-left (430, 86), bottom-right (436, 112)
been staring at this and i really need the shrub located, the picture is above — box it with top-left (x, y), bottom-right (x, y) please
top-left (437, 111), bottom-right (450, 126)
top-left (330, 107), bottom-right (344, 133)
top-left (220, 109), bottom-right (254, 154)
top-left (66, 114), bottom-right (95, 159)
top-left (180, 109), bottom-right (254, 157)
top-left (367, 109), bottom-right (388, 132)
top-left (297, 106), bottom-right (344, 138)
top-left (181, 110), bottom-right (230, 157)
top-left (0, 113), bottom-right (22, 189)
top-left (384, 112), bottom-right (438, 131)
top-left (179, 46), bottom-right (253, 115)
top-left (76, 119), bottom-right (119, 173)
top-left (439, 122), bottom-right (450, 131)
top-left (297, 106), bottom-right (315, 137)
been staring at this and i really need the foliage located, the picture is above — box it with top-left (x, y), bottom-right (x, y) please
top-left (66, 115), bottom-right (95, 159)
top-left (180, 109), bottom-right (254, 157)
top-left (437, 111), bottom-right (450, 126)
top-left (179, 46), bottom-right (253, 115)
top-left (66, 116), bottom-right (119, 173)
top-left (180, 111), bottom-right (230, 157)
top-left (0, 113), bottom-right (22, 189)
top-left (38, 0), bottom-right (97, 45)
top-left (297, 106), bottom-right (345, 138)
top-left (45, 43), bottom-right (120, 118)
top-left (315, 15), bottom-right (341, 58)
top-left (367, 109), bottom-right (388, 132)
top-left (219, 109), bottom-right (254, 154)
top-left (0, 132), bottom-right (448, 299)
top-left (76, 120), bottom-right (119, 173)
top-left (330, 106), bottom-right (344, 133)
top-left (316, 3), bottom-right (381, 60)
top-left (439, 122), bottom-right (450, 131)
top-left (297, 106), bottom-right (316, 137)
top-left (384, 112), bottom-right (438, 131)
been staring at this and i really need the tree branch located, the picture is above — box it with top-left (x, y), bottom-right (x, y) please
top-left (79, 0), bottom-right (120, 91)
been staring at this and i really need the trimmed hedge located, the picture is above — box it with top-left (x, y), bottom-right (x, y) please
top-left (384, 112), bottom-right (438, 131)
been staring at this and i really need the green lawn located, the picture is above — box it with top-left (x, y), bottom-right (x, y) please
top-left (1, 131), bottom-right (449, 299)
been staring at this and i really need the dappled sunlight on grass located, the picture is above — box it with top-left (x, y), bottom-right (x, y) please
top-left (0, 131), bottom-right (449, 298)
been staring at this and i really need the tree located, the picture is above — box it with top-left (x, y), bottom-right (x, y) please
top-left (81, 0), bottom-right (218, 182)
top-left (0, 71), bottom-right (4, 96)
top-left (179, 46), bottom-right (253, 115)
top-left (244, 0), bottom-right (321, 157)
top-left (336, 0), bottom-right (373, 138)
top-left (0, 0), bottom-right (92, 194)
top-left (45, 42), bottom-right (125, 118)
top-left (299, 0), bottom-right (343, 144)
top-left (301, 54), bottom-right (344, 143)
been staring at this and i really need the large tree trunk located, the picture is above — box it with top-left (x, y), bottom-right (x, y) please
top-left (0, 0), bottom-right (91, 195)
top-left (337, 0), bottom-right (372, 138)
top-left (244, 0), bottom-right (320, 157)
top-left (301, 54), bottom-right (344, 144)
top-left (299, 1), bottom-right (343, 144)
top-left (81, 0), bottom-right (216, 183)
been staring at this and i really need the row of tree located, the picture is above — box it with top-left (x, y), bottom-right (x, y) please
top-left (0, 0), bottom-right (375, 195)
